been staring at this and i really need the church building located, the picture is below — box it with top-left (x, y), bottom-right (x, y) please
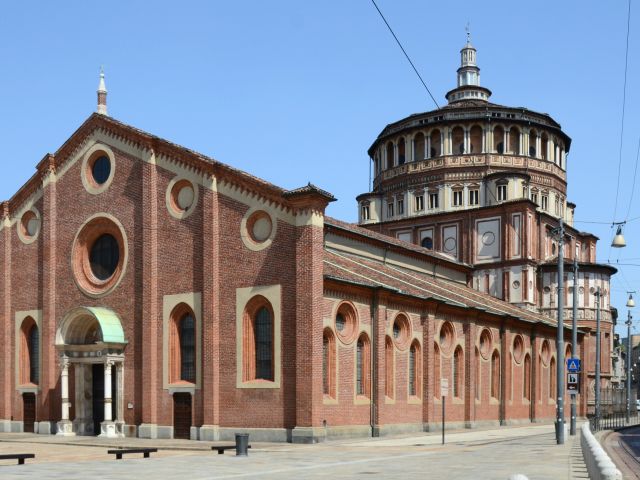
top-left (0, 42), bottom-right (603, 443)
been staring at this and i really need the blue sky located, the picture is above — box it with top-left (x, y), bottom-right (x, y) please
top-left (1, 1), bottom-right (638, 335)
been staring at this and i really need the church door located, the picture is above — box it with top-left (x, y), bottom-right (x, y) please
top-left (173, 393), bottom-right (191, 439)
top-left (23, 393), bottom-right (36, 433)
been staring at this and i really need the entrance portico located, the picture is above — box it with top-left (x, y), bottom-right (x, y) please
top-left (54, 307), bottom-right (127, 438)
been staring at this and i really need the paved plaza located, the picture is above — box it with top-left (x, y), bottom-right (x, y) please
top-left (0, 424), bottom-right (589, 479)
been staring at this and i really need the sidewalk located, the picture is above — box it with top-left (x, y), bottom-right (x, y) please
top-left (0, 424), bottom-right (588, 479)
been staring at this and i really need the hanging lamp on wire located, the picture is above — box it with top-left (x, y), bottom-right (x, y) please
top-left (611, 222), bottom-right (627, 248)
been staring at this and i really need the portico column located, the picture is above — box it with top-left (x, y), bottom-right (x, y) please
top-left (104, 360), bottom-right (113, 422)
top-left (61, 357), bottom-right (70, 421)
top-left (56, 356), bottom-right (74, 435)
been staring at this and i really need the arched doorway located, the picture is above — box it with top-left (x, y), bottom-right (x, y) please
top-left (54, 307), bottom-right (127, 438)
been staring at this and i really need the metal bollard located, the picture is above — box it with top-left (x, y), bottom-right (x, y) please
top-left (235, 433), bottom-right (249, 456)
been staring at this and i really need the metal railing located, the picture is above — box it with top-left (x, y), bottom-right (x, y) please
top-left (588, 386), bottom-right (640, 432)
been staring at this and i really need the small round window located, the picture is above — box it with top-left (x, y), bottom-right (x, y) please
top-left (421, 237), bottom-right (433, 249)
top-left (92, 156), bottom-right (111, 185)
top-left (392, 314), bottom-right (411, 349)
top-left (89, 234), bottom-right (120, 280)
top-left (18, 209), bottom-right (41, 244)
top-left (248, 211), bottom-right (273, 243)
top-left (439, 321), bottom-right (455, 353)
top-left (334, 302), bottom-right (358, 344)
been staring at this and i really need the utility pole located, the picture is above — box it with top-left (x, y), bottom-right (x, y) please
top-left (626, 310), bottom-right (633, 423)
top-left (570, 257), bottom-right (578, 436)
top-left (553, 218), bottom-right (565, 444)
top-left (595, 287), bottom-right (601, 428)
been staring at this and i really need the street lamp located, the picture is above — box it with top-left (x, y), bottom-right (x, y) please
top-left (551, 219), bottom-right (566, 444)
top-left (611, 223), bottom-right (627, 248)
top-left (626, 292), bottom-right (635, 423)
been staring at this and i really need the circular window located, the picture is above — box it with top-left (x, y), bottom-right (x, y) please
top-left (89, 234), bottom-right (120, 280)
top-left (439, 321), bottom-right (455, 354)
top-left (543, 286), bottom-right (551, 294)
top-left (166, 178), bottom-right (198, 219)
top-left (241, 208), bottom-right (277, 252)
top-left (479, 329), bottom-right (492, 360)
top-left (72, 215), bottom-right (128, 298)
top-left (334, 302), bottom-right (358, 344)
top-left (421, 236), bottom-right (433, 249)
top-left (513, 335), bottom-right (524, 364)
top-left (444, 237), bottom-right (457, 252)
top-left (17, 208), bottom-right (41, 244)
top-left (481, 231), bottom-right (495, 246)
top-left (92, 156), bottom-right (111, 185)
top-left (392, 314), bottom-right (411, 349)
top-left (512, 280), bottom-right (520, 290)
top-left (81, 145), bottom-right (116, 194)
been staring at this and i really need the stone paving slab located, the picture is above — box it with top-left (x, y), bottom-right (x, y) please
top-left (0, 425), bottom-right (584, 479)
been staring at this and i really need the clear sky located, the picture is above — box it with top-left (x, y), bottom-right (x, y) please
top-left (1, 1), bottom-right (638, 335)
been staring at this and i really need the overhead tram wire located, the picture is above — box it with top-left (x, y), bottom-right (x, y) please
top-left (609, 0), bottom-right (632, 262)
top-left (624, 136), bottom-right (640, 221)
top-left (369, 0), bottom-right (440, 109)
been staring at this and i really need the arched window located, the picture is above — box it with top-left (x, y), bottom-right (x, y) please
top-left (414, 133), bottom-right (425, 161)
top-left (452, 127), bottom-right (465, 154)
top-left (170, 305), bottom-right (197, 384)
top-left (243, 296), bottom-right (275, 382)
top-left (409, 340), bottom-right (421, 397)
top-left (398, 137), bottom-right (406, 165)
top-left (529, 129), bottom-right (537, 157)
top-left (385, 336), bottom-right (394, 398)
top-left (470, 125), bottom-right (483, 153)
top-left (509, 128), bottom-right (520, 155)
top-left (493, 126), bottom-right (504, 154)
top-left (475, 347), bottom-right (481, 400)
top-left (356, 333), bottom-right (371, 397)
top-left (255, 307), bottom-right (273, 381)
top-left (323, 328), bottom-right (336, 398)
top-left (549, 357), bottom-right (556, 399)
top-left (523, 354), bottom-right (531, 401)
top-left (28, 325), bottom-right (39, 384)
top-left (453, 346), bottom-right (463, 398)
top-left (179, 313), bottom-right (195, 383)
top-left (491, 350), bottom-right (500, 399)
top-left (386, 142), bottom-right (394, 169)
top-left (430, 129), bottom-right (441, 157)
top-left (20, 318), bottom-right (39, 385)
top-left (434, 343), bottom-right (441, 399)
top-left (541, 134), bottom-right (548, 160)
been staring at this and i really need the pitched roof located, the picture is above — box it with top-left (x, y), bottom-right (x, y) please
top-left (324, 247), bottom-right (562, 328)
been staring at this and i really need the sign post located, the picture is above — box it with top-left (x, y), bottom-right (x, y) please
top-left (440, 378), bottom-right (448, 445)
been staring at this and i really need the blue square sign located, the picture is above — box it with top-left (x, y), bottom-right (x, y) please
top-left (567, 358), bottom-right (581, 372)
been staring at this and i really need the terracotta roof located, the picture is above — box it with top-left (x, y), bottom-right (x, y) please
top-left (283, 182), bottom-right (336, 202)
top-left (324, 216), bottom-right (471, 270)
top-left (323, 248), bottom-right (563, 328)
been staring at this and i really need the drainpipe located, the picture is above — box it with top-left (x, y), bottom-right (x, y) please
top-left (370, 288), bottom-right (381, 437)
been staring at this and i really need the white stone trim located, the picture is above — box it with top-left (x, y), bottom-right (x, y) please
top-left (235, 284), bottom-right (282, 389)
top-left (165, 176), bottom-right (199, 220)
top-left (240, 207), bottom-right (278, 252)
top-left (81, 143), bottom-right (116, 195)
top-left (14, 310), bottom-right (42, 391)
top-left (162, 292), bottom-right (202, 390)
top-left (16, 207), bottom-right (41, 245)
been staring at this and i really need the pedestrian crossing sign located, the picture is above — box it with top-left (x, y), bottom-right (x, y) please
top-left (567, 358), bottom-right (580, 372)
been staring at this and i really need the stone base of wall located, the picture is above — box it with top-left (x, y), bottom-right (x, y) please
top-left (138, 423), bottom-right (173, 439)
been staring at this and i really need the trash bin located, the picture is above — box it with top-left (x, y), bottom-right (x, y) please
top-left (235, 433), bottom-right (249, 456)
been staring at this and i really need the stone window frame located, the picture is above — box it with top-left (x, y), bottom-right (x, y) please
top-left (165, 176), bottom-right (199, 220)
top-left (15, 310), bottom-right (42, 393)
top-left (16, 207), bottom-right (41, 245)
top-left (81, 143), bottom-right (116, 195)
top-left (323, 327), bottom-right (337, 401)
top-left (414, 191), bottom-right (425, 212)
top-left (236, 285), bottom-right (282, 389)
top-left (163, 293), bottom-right (202, 394)
top-left (354, 331), bottom-right (372, 403)
top-left (168, 303), bottom-right (198, 385)
top-left (408, 339), bottom-right (422, 404)
top-left (240, 207), bottom-right (278, 252)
